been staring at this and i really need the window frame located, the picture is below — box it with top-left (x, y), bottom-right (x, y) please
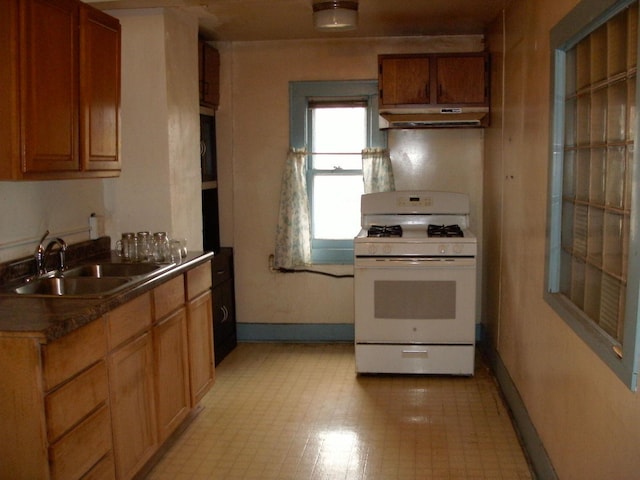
top-left (290, 80), bottom-right (386, 264)
top-left (546, 0), bottom-right (640, 390)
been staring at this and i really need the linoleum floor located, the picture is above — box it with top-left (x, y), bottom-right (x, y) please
top-left (147, 343), bottom-right (533, 480)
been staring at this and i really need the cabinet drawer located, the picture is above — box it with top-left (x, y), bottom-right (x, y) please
top-left (154, 274), bottom-right (185, 318)
top-left (46, 360), bottom-right (109, 443)
top-left (186, 261), bottom-right (212, 299)
top-left (42, 319), bottom-right (107, 392)
top-left (81, 451), bottom-right (116, 480)
top-left (107, 292), bottom-right (152, 349)
top-left (49, 404), bottom-right (112, 480)
top-left (212, 250), bottom-right (232, 288)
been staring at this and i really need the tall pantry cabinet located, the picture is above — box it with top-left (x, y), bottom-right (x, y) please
top-left (198, 39), bottom-right (237, 364)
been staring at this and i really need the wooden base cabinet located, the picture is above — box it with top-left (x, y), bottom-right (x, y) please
top-left (109, 332), bottom-right (157, 480)
top-left (0, 319), bottom-right (112, 480)
top-left (187, 291), bottom-right (215, 405)
top-left (153, 277), bottom-right (191, 443)
top-left (0, 259), bottom-right (214, 479)
top-left (186, 261), bottom-right (215, 405)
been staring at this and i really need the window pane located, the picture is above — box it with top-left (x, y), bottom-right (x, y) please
top-left (312, 107), bottom-right (366, 153)
top-left (312, 175), bottom-right (364, 239)
top-left (556, 5), bottom-right (635, 345)
top-left (312, 153), bottom-right (363, 170)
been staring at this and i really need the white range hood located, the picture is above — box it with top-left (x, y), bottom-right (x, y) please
top-left (379, 107), bottom-right (489, 129)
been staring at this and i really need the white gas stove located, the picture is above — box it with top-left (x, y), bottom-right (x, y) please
top-left (354, 190), bottom-right (478, 375)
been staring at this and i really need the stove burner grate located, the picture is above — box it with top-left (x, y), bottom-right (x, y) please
top-left (427, 224), bottom-right (464, 237)
top-left (367, 225), bottom-right (403, 238)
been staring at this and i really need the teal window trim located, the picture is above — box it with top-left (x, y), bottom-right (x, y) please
top-left (290, 80), bottom-right (386, 265)
top-left (545, 0), bottom-right (640, 390)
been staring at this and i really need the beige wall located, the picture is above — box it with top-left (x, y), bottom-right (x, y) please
top-left (216, 36), bottom-right (486, 326)
top-left (485, 0), bottom-right (640, 478)
top-left (0, 179), bottom-right (105, 262)
top-left (105, 8), bottom-right (201, 251)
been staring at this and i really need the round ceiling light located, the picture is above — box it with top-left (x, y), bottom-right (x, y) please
top-left (313, 1), bottom-right (358, 31)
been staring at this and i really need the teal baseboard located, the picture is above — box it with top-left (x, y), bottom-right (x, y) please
top-left (237, 322), bottom-right (485, 343)
top-left (237, 323), bottom-right (354, 342)
top-left (485, 347), bottom-right (558, 480)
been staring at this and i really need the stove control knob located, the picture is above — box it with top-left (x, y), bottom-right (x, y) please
top-left (453, 244), bottom-right (464, 254)
top-left (383, 244), bottom-right (392, 254)
top-left (439, 244), bottom-right (447, 254)
top-left (368, 244), bottom-right (378, 255)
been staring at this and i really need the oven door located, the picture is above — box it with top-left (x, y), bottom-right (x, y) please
top-left (354, 256), bottom-right (476, 344)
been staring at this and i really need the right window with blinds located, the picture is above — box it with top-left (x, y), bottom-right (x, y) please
top-left (547, 0), bottom-right (640, 390)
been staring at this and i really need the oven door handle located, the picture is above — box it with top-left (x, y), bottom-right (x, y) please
top-left (355, 257), bottom-right (476, 267)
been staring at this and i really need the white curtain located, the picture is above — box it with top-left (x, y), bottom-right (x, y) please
top-left (274, 148), bottom-right (311, 268)
top-left (362, 147), bottom-right (395, 193)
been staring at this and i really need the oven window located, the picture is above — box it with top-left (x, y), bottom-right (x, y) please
top-left (375, 281), bottom-right (456, 319)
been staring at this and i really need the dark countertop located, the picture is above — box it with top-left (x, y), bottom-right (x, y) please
top-left (0, 251), bottom-right (214, 342)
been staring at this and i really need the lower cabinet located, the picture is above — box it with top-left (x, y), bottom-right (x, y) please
top-left (0, 260), bottom-right (214, 480)
top-left (109, 332), bottom-right (157, 480)
top-left (153, 305), bottom-right (190, 442)
top-left (0, 318), bottom-right (113, 480)
top-left (187, 290), bottom-right (215, 406)
top-left (212, 247), bottom-right (237, 365)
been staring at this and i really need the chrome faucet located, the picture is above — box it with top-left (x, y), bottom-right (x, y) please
top-left (34, 231), bottom-right (67, 276)
top-left (44, 238), bottom-right (67, 274)
top-left (34, 230), bottom-right (49, 276)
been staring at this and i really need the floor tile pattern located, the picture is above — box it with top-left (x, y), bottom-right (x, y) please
top-left (147, 343), bottom-right (532, 480)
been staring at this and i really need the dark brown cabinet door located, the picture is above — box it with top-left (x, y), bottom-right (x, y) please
top-left (200, 41), bottom-right (220, 109)
top-left (379, 56), bottom-right (430, 107)
top-left (21, 0), bottom-right (79, 173)
top-left (80, 4), bottom-right (121, 172)
top-left (379, 53), bottom-right (489, 108)
top-left (436, 55), bottom-right (488, 105)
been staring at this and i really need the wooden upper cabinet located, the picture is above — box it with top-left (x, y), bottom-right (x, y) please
top-left (80, 4), bottom-right (121, 172)
top-left (435, 55), bottom-right (488, 105)
top-left (199, 40), bottom-right (220, 109)
top-left (22, 0), bottom-right (80, 174)
top-left (0, 0), bottom-right (121, 180)
top-left (379, 56), bottom-right (430, 106)
top-left (379, 52), bottom-right (489, 109)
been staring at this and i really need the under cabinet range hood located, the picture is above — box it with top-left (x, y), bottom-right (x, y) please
top-left (379, 107), bottom-right (489, 129)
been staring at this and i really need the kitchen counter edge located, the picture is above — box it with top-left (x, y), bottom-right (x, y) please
top-left (0, 251), bottom-right (214, 342)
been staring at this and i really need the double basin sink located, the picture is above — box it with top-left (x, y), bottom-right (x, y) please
top-left (1, 262), bottom-right (174, 298)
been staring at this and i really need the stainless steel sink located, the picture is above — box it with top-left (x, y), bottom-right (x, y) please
top-left (0, 262), bottom-right (173, 298)
top-left (63, 262), bottom-right (165, 278)
top-left (8, 276), bottom-right (131, 297)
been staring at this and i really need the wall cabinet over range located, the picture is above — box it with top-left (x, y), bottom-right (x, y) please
top-left (378, 52), bottom-right (490, 127)
top-left (379, 52), bottom-right (489, 108)
top-left (0, 0), bottom-right (121, 180)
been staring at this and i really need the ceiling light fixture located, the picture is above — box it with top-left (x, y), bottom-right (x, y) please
top-left (313, 1), bottom-right (358, 31)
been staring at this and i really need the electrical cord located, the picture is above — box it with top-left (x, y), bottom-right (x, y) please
top-left (275, 267), bottom-right (354, 278)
